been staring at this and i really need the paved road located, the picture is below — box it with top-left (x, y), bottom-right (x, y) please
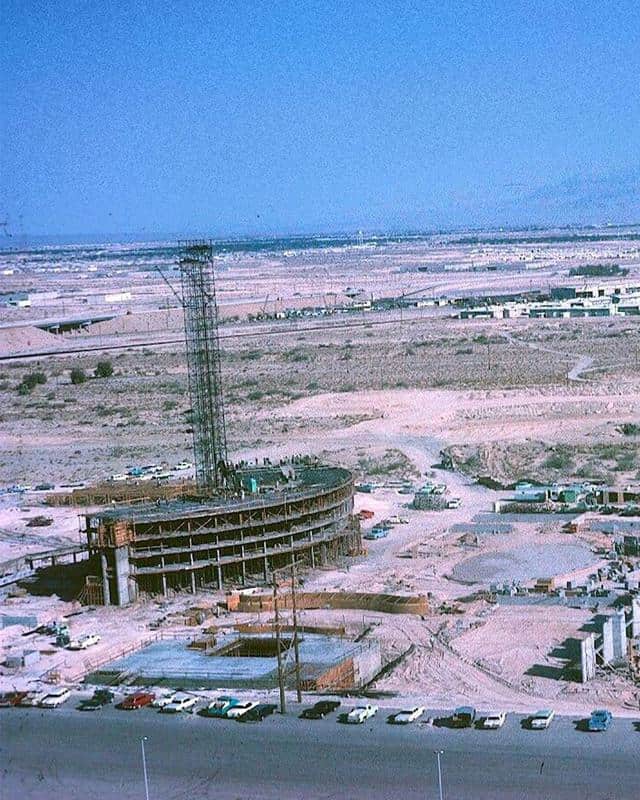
top-left (2, 706), bottom-right (639, 799)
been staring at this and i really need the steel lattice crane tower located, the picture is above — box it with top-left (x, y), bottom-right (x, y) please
top-left (179, 239), bottom-right (228, 494)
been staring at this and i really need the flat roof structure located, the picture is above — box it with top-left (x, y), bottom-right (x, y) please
top-left (90, 633), bottom-right (381, 690)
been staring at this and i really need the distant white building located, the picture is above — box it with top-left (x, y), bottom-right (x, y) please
top-left (0, 291), bottom-right (31, 308)
top-left (85, 291), bottom-right (133, 305)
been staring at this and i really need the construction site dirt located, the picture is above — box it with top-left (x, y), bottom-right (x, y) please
top-left (1, 231), bottom-right (640, 721)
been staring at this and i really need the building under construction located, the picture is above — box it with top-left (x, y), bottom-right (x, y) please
top-left (85, 465), bottom-right (358, 605)
top-left (84, 241), bottom-right (359, 605)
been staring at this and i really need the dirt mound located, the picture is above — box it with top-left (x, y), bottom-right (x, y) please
top-left (0, 325), bottom-right (60, 356)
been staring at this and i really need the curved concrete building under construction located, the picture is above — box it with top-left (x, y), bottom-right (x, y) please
top-left (85, 465), bottom-right (358, 605)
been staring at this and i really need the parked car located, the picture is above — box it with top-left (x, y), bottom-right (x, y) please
top-left (529, 709), bottom-right (555, 730)
top-left (68, 633), bottom-right (101, 650)
top-left (346, 704), bottom-right (378, 724)
top-left (202, 695), bottom-right (241, 718)
top-left (20, 691), bottom-right (49, 707)
top-left (174, 461), bottom-right (193, 471)
top-left (482, 712), bottom-right (506, 729)
top-left (120, 692), bottom-right (155, 710)
top-left (446, 497), bottom-right (462, 509)
top-left (78, 689), bottom-right (114, 711)
top-left (239, 703), bottom-right (278, 722)
top-left (390, 706), bottom-right (425, 725)
top-left (226, 701), bottom-right (259, 719)
top-left (364, 527), bottom-right (389, 540)
top-left (40, 687), bottom-right (72, 708)
top-left (0, 691), bottom-right (27, 707)
top-left (450, 706), bottom-right (476, 728)
top-left (588, 709), bottom-right (613, 732)
top-left (152, 691), bottom-right (178, 709)
top-left (34, 483), bottom-right (54, 491)
top-left (161, 692), bottom-right (197, 713)
top-left (301, 700), bottom-right (342, 720)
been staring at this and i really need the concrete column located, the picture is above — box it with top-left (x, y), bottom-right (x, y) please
top-left (189, 549), bottom-right (196, 593)
top-left (114, 546), bottom-right (130, 605)
top-left (631, 598), bottom-right (640, 639)
top-left (579, 633), bottom-right (596, 682)
top-left (310, 545), bottom-right (316, 569)
top-left (612, 610), bottom-right (627, 661)
top-left (601, 618), bottom-right (614, 664)
top-left (241, 545), bottom-right (246, 584)
top-left (100, 552), bottom-right (111, 606)
top-left (160, 555), bottom-right (167, 597)
top-left (216, 561), bottom-right (223, 589)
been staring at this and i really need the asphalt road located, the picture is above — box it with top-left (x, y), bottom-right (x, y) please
top-left (2, 705), bottom-right (639, 799)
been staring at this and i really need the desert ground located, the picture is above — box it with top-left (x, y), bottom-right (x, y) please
top-left (1, 228), bottom-right (639, 716)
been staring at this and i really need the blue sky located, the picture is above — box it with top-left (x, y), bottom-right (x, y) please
top-left (1, 0), bottom-right (639, 238)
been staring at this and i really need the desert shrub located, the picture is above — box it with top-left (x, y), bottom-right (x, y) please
top-left (70, 368), bottom-right (87, 385)
top-left (16, 371), bottom-right (47, 394)
top-left (284, 347), bottom-right (309, 363)
top-left (239, 349), bottom-right (263, 361)
top-left (543, 449), bottom-right (574, 470)
top-left (94, 360), bottom-right (114, 378)
top-left (619, 423), bottom-right (640, 436)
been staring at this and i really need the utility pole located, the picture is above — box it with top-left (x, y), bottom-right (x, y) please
top-left (273, 578), bottom-right (286, 714)
top-left (434, 750), bottom-right (444, 800)
top-left (140, 737), bottom-right (150, 800)
top-left (290, 558), bottom-right (302, 703)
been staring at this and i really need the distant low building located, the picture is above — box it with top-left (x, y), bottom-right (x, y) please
top-left (85, 291), bottom-right (133, 305)
top-left (0, 291), bottom-right (31, 308)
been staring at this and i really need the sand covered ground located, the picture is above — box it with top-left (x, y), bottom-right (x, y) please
top-left (1, 232), bottom-right (639, 714)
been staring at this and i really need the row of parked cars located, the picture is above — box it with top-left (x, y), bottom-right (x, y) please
top-left (438, 705), bottom-right (617, 732)
top-left (0, 689), bottom-right (626, 732)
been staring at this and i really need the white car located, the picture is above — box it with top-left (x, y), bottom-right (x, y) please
top-left (346, 704), bottom-right (378, 724)
top-left (152, 692), bottom-right (178, 709)
top-left (530, 709), bottom-right (555, 730)
top-left (174, 461), bottom-right (193, 471)
top-left (226, 701), bottom-right (259, 719)
top-left (161, 693), bottom-right (198, 713)
top-left (21, 691), bottom-right (49, 707)
top-left (68, 633), bottom-right (101, 650)
top-left (391, 706), bottom-right (425, 724)
top-left (40, 687), bottom-right (72, 708)
top-left (482, 712), bottom-right (506, 729)
top-left (447, 497), bottom-right (462, 509)
top-left (109, 473), bottom-right (128, 482)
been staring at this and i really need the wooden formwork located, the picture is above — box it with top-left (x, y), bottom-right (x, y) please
top-left (46, 481), bottom-right (195, 507)
top-left (300, 657), bottom-right (356, 691)
top-left (232, 591), bottom-right (429, 615)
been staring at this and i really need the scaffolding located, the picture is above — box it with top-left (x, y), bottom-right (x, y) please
top-left (179, 239), bottom-right (228, 494)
